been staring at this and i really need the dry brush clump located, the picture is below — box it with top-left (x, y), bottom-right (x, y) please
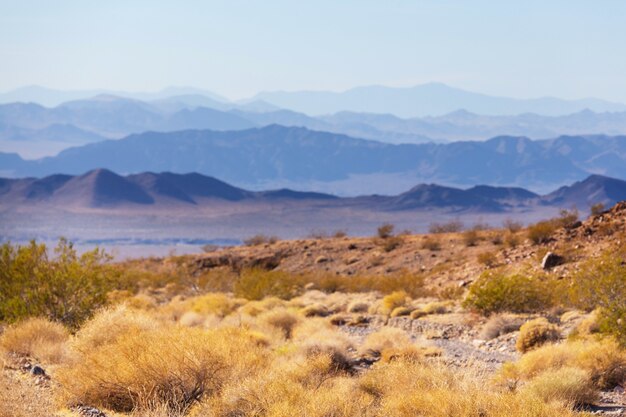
top-left (58, 325), bottom-right (270, 414)
top-left (0, 317), bottom-right (69, 364)
top-left (515, 318), bottom-right (560, 353)
top-left (500, 338), bottom-right (626, 390)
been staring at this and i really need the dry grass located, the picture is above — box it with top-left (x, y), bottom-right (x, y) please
top-left (0, 317), bottom-right (69, 364)
top-left (500, 338), bottom-right (626, 390)
top-left (521, 367), bottom-right (599, 407)
top-left (59, 326), bottom-right (269, 414)
top-left (480, 314), bottom-right (523, 340)
top-left (516, 318), bottom-right (560, 353)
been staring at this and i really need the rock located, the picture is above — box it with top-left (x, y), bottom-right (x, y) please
top-left (315, 256), bottom-right (329, 264)
top-left (541, 252), bottom-right (564, 270)
top-left (30, 365), bottom-right (46, 376)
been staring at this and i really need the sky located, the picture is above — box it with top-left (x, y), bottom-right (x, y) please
top-left (1, 0), bottom-right (626, 101)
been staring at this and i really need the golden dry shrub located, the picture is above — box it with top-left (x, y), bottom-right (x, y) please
top-left (58, 326), bottom-right (269, 414)
top-left (210, 355), bottom-right (369, 417)
top-left (379, 291), bottom-right (409, 315)
top-left (0, 317), bottom-right (69, 364)
top-left (300, 303), bottom-right (330, 317)
top-left (259, 309), bottom-right (301, 339)
top-left (521, 367), bottom-right (598, 407)
top-left (390, 306), bottom-right (412, 317)
top-left (501, 338), bottom-right (626, 390)
top-left (477, 251), bottom-right (498, 268)
top-left (527, 220), bottom-right (557, 244)
top-left (358, 360), bottom-right (581, 417)
top-left (69, 304), bottom-right (161, 354)
top-left (188, 292), bottom-right (244, 317)
top-left (238, 297), bottom-right (287, 317)
top-left (516, 318), bottom-right (560, 353)
top-left (421, 301), bottom-right (452, 315)
top-left (346, 300), bottom-right (369, 313)
top-left (479, 314), bottom-right (522, 340)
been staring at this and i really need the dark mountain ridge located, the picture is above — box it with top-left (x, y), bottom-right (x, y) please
top-left (3, 126), bottom-right (626, 195)
top-left (1, 169), bottom-right (624, 212)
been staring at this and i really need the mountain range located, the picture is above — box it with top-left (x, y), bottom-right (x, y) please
top-left (7, 93), bottom-right (626, 160)
top-left (3, 83), bottom-right (626, 117)
top-left (3, 125), bottom-right (626, 195)
top-left (252, 83), bottom-right (626, 117)
top-left (2, 169), bottom-right (625, 213)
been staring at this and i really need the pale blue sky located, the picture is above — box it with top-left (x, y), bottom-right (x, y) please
top-left (1, 0), bottom-right (625, 101)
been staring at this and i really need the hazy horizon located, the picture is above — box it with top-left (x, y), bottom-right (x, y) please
top-left (2, 1), bottom-right (626, 102)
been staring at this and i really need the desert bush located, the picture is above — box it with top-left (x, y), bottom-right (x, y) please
top-left (516, 318), bottom-right (560, 353)
top-left (429, 220), bottom-right (464, 234)
top-left (390, 306), bottom-right (412, 317)
top-left (381, 236), bottom-right (403, 252)
top-left (437, 284), bottom-right (465, 300)
top-left (70, 304), bottom-right (161, 353)
top-left (359, 360), bottom-right (582, 417)
top-left (243, 234), bottom-right (278, 246)
top-left (590, 202), bottom-right (606, 216)
top-left (421, 301), bottom-right (452, 315)
top-left (410, 309), bottom-right (427, 319)
top-left (260, 309), bottom-right (301, 339)
top-left (59, 326), bottom-right (267, 414)
top-left (0, 317), bottom-right (69, 364)
top-left (566, 251), bottom-right (626, 344)
top-left (421, 236), bottom-right (441, 251)
top-left (527, 220), bottom-right (557, 244)
top-left (500, 338), bottom-right (626, 390)
top-left (347, 301), bottom-right (369, 313)
top-left (556, 208), bottom-right (579, 228)
top-left (477, 251), bottom-right (497, 267)
top-left (522, 367), bottom-right (598, 407)
top-left (377, 223), bottom-right (395, 239)
top-left (480, 314), bottom-right (522, 340)
top-left (188, 293), bottom-right (243, 317)
top-left (463, 271), bottom-right (555, 314)
top-left (0, 239), bottom-right (129, 327)
top-left (490, 232), bottom-right (504, 245)
top-left (503, 218), bottom-right (523, 233)
top-left (360, 327), bottom-right (412, 357)
top-left (315, 270), bottom-right (428, 298)
top-left (380, 291), bottom-right (409, 315)
top-left (333, 229), bottom-right (347, 238)
top-left (505, 232), bottom-right (520, 248)
top-left (300, 303), bottom-right (330, 317)
top-left (462, 229), bottom-right (480, 247)
top-left (234, 268), bottom-right (303, 300)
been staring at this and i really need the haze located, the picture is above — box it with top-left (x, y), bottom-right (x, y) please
top-left (2, 0), bottom-right (626, 101)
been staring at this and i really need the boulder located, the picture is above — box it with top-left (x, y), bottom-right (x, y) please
top-left (541, 252), bottom-right (564, 270)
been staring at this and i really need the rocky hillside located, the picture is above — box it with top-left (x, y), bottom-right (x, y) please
top-left (193, 202), bottom-right (626, 290)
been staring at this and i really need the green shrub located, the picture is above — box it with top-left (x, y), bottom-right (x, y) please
top-left (463, 271), bottom-right (555, 314)
top-left (233, 269), bottom-right (303, 300)
top-left (0, 239), bottom-right (127, 328)
top-left (567, 251), bottom-right (626, 345)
